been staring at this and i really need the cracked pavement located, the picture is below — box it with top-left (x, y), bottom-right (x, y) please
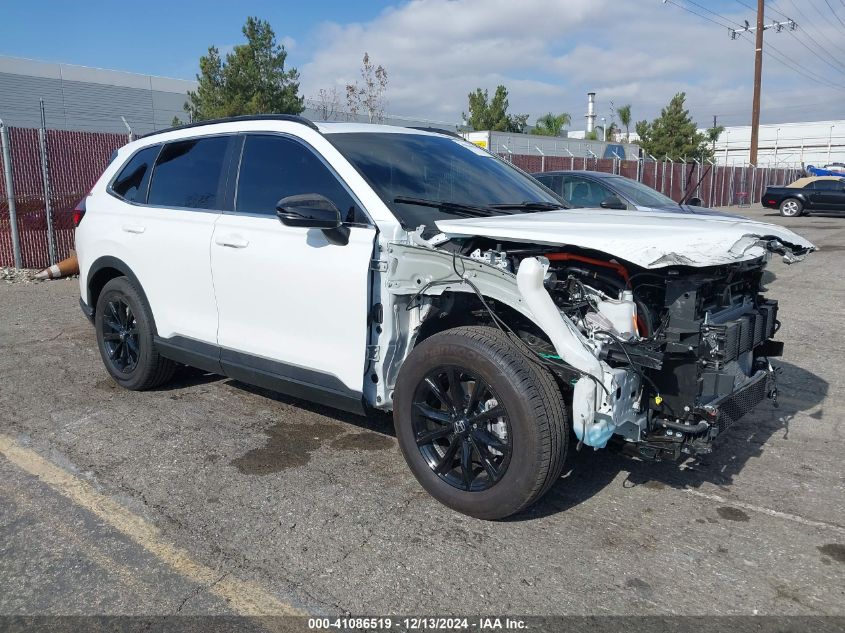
top-left (0, 205), bottom-right (843, 617)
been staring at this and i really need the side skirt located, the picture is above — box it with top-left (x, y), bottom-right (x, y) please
top-left (154, 336), bottom-right (365, 415)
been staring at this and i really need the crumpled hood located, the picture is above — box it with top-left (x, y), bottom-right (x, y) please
top-left (435, 208), bottom-right (815, 268)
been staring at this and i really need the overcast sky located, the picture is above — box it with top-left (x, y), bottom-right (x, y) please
top-left (2, 0), bottom-right (843, 129)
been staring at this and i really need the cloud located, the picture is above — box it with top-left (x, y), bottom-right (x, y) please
top-left (297, 0), bottom-right (845, 127)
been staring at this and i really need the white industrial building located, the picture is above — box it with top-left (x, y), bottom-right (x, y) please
top-left (710, 120), bottom-right (845, 168)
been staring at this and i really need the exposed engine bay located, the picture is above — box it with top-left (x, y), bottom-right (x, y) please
top-left (377, 233), bottom-right (804, 460)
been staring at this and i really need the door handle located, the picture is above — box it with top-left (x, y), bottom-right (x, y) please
top-left (122, 224), bottom-right (145, 234)
top-left (214, 234), bottom-right (249, 249)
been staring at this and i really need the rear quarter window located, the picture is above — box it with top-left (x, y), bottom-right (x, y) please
top-left (110, 145), bottom-right (160, 203)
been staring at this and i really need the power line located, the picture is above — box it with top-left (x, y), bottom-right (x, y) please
top-left (775, 0), bottom-right (845, 56)
top-left (822, 0), bottom-right (845, 27)
top-left (741, 32), bottom-right (845, 90)
top-left (684, 0), bottom-right (745, 26)
top-left (785, 30), bottom-right (845, 75)
top-left (663, 0), bottom-right (738, 29)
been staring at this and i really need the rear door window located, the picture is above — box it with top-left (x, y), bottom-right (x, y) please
top-left (235, 134), bottom-right (361, 222)
top-left (148, 136), bottom-right (230, 210)
top-left (111, 145), bottom-right (160, 203)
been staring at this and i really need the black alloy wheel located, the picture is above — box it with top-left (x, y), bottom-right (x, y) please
top-left (93, 276), bottom-right (175, 390)
top-left (100, 297), bottom-right (140, 374)
top-left (394, 326), bottom-right (569, 520)
top-left (412, 366), bottom-right (512, 492)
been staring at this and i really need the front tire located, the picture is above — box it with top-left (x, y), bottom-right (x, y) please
top-left (94, 276), bottom-right (175, 390)
top-left (393, 326), bottom-right (568, 520)
top-left (779, 198), bottom-right (803, 217)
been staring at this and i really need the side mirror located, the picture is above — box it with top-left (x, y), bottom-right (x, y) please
top-left (275, 193), bottom-right (350, 246)
top-left (687, 196), bottom-right (703, 207)
top-left (276, 194), bottom-right (342, 229)
top-left (599, 195), bottom-right (627, 210)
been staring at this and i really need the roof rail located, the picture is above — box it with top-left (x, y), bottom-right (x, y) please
top-left (408, 126), bottom-right (461, 138)
top-left (140, 114), bottom-right (319, 139)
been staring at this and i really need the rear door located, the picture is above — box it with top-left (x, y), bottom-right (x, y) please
top-left (210, 133), bottom-right (376, 406)
top-left (110, 135), bottom-right (233, 345)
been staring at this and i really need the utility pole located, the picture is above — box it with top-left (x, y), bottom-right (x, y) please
top-left (730, 7), bottom-right (796, 166)
top-left (712, 115), bottom-right (718, 153)
top-left (750, 0), bottom-right (764, 166)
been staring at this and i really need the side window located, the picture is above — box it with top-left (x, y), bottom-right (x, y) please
top-left (814, 180), bottom-right (844, 191)
top-left (562, 176), bottom-right (615, 208)
top-left (148, 136), bottom-right (230, 210)
top-left (236, 135), bottom-right (360, 222)
top-left (536, 174), bottom-right (562, 195)
top-left (111, 145), bottom-right (160, 203)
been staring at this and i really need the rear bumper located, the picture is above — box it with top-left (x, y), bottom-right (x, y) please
top-left (79, 297), bottom-right (94, 323)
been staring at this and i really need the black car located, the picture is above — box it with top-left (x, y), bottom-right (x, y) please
top-left (532, 170), bottom-right (729, 216)
top-left (762, 176), bottom-right (845, 217)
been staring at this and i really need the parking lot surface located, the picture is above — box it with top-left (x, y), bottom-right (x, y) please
top-left (1, 205), bottom-right (843, 617)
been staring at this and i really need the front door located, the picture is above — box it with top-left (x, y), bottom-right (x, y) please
top-left (811, 180), bottom-right (845, 212)
top-left (210, 134), bottom-right (376, 406)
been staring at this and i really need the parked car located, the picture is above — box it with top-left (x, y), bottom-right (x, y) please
top-left (532, 169), bottom-right (731, 216)
top-left (76, 116), bottom-right (814, 519)
top-left (762, 176), bottom-right (845, 216)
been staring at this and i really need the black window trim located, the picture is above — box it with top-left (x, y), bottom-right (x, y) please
top-left (108, 133), bottom-right (238, 213)
top-left (228, 131), bottom-right (374, 228)
top-left (107, 143), bottom-right (164, 206)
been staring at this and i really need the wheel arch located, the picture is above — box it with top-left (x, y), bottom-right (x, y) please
top-left (87, 256), bottom-right (158, 334)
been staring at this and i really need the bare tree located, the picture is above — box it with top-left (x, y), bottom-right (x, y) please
top-left (345, 52), bottom-right (388, 124)
top-left (313, 87), bottom-right (341, 121)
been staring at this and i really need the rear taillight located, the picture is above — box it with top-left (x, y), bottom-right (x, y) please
top-left (72, 197), bottom-right (87, 227)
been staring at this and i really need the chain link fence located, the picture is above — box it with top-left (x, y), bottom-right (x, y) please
top-left (0, 125), bottom-right (127, 268)
top-left (505, 153), bottom-right (803, 208)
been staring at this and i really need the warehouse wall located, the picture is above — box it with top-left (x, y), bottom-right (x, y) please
top-left (0, 56), bottom-right (195, 135)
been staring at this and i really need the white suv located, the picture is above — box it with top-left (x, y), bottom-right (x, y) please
top-left (77, 115), bottom-right (813, 519)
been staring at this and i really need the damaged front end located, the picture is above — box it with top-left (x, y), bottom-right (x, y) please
top-left (377, 228), bottom-right (811, 461)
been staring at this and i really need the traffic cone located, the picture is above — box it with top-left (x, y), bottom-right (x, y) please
top-left (35, 252), bottom-right (79, 280)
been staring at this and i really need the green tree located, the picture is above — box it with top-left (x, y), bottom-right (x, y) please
top-left (530, 112), bottom-right (571, 136)
top-left (463, 85), bottom-right (528, 132)
top-left (706, 123), bottom-right (725, 151)
top-left (635, 93), bottom-right (711, 160)
top-left (183, 17), bottom-right (303, 122)
top-left (617, 104), bottom-right (632, 142)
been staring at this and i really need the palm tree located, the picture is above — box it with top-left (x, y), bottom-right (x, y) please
top-left (604, 122), bottom-right (619, 142)
top-left (617, 104), bottom-right (632, 142)
top-left (531, 112), bottom-right (571, 136)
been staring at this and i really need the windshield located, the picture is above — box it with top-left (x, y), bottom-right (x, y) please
top-left (605, 175), bottom-right (677, 207)
top-left (326, 132), bottom-right (565, 233)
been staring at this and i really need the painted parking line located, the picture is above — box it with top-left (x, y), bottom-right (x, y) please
top-left (684, 487), bottom-right (845, 535)
top-left (0, 434), bottom-right (306, 616)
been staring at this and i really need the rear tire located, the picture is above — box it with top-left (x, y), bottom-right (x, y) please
top-left (393, 326), bottom-right (568, 520)
top-left (94, 276), bottom-right (175, 390)
top-left (779, 198), bottom-right (803, 217)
